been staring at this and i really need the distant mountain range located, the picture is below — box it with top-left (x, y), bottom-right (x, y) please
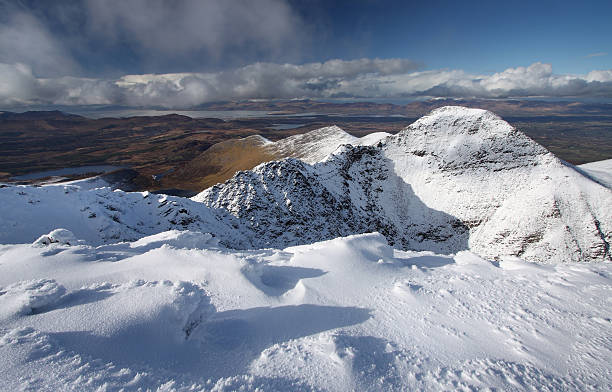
top-left (201, 98), bottom-right (612, 117)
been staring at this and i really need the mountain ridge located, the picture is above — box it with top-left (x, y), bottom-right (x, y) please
top-left (0, 106), bottom-right (609, 263)
top-left (196, 106), bottom-right (611, 262)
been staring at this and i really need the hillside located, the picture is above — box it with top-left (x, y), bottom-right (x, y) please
top-left (1, 106), bottom-right (609, 263)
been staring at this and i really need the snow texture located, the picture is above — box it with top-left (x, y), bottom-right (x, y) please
top-left (578, 158), bottom-right (612, 189)
top-left (0, 232), bottom-right (610, 391)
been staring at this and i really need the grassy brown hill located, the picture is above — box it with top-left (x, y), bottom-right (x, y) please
top-left (161, 136), bottom-right (277, 191)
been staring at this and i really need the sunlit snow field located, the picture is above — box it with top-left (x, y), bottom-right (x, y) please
top-left (1, 230), bottom-right (611, 391)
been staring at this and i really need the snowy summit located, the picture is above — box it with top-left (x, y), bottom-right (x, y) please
top-left (0, 106), bottom-right (611, 391)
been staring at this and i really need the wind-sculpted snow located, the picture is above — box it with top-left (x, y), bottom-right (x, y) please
top-left (0, 231), bottom-right (611, 390)
top-left (0, 279), bottom-right (66, 317)
top-left (197, 106), bottom-right (611, 262)
top-left (0, 184), bottom-right (246, 247)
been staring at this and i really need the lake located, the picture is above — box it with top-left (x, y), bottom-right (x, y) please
top-left (12, 165), bottom-right (125, 180)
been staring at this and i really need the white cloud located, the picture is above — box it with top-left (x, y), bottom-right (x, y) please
top-left (585, 70), bottom-right (612, 83)
top-left (1, 61), bottom-right (611, 108)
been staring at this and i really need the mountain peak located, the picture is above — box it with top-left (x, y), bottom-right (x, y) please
top-left (388, 105), bottom-right (550, 172)
top-left (402, 106), bottom-right (510, 138)
top-left (195, 106), bottom-right (610, 262)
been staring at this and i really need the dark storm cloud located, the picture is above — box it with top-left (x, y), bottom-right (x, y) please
top-left (0, 0), bottom-right (306, 76)
top-left (84, 0), bottom-right (302, 61)
top-left (0, 2), bottom-right (79, 77)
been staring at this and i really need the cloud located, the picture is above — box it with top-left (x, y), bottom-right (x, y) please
top-left (84, 0), bottom-right (303, 63)
top-left (0, 6), bottom-right (78, 77)
top-left (1, 61), bottom-right (611, 108)
top-left (586, 52), bottom-right (608, 58)
top-left (0, 0), bottom-right (307, 75)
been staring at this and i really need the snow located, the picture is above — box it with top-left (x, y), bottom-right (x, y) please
top-left (0, 279), bottom-right (66, 317)
top-left (33, 228), bottom-right (81, 247)
top-left (381, 107), bottom-right (611, 262)
top-left (578, 158), bottom-right (612, 189)
top-left (0, 184), bottom-right (243, 247)
top-left (0, 231), bottom-right (611, 391)
top-left (264, 125), bottom-right (391, 164)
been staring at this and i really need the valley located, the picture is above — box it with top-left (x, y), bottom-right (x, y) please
top-left (2, 99), bottom-right (611, 194)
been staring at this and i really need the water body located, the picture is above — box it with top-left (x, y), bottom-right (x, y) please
top-left (12, 165), bottom-right (124, 180)
top-left (269, 123), bottom-right (306, 130)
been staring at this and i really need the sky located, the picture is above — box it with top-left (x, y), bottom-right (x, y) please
top-left (0, 0), bottom-right (611, 108)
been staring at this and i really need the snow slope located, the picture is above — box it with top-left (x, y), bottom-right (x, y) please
top-left (0, 231), bottom-right (611, 391)
top-left (0, 184), bottom-right (245, 247)
top-left (578, 158), bottom-right (612, 189)
top-left (263, 126), bottom-right (390, 164)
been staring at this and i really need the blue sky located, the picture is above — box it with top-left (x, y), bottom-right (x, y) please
top-left (293, 0), bottom-right (611, 74)
top-left (0, 0), bottom-right (611, 107)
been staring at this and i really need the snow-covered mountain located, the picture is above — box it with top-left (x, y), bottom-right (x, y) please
top-left (1, 106), bottom-right (610, 263)
top-left (160, 126), bottom-right (390, 191)
top-left (382, 107), bottom-right (611, 262)
top-left (196, 106), bottom-right (611, 263)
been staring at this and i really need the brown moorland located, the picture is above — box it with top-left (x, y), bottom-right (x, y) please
top-left (1, 99), bottom-right (611, 193)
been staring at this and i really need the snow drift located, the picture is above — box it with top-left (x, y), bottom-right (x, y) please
top-left (1, 231), bottom-right (611, 390)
